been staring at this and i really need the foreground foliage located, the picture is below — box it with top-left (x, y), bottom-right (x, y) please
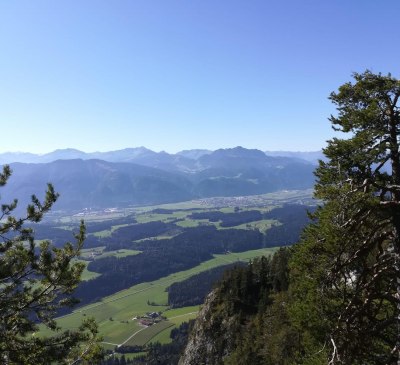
top-left (291, 71), bottom-right (400, 364)
top-left (0, 166), bottom-right (102, 364)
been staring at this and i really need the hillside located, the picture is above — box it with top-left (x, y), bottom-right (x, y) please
top-left (2, 159), bottom-right (194, 211)
top-left (0, 147), bottom-right (315, 211)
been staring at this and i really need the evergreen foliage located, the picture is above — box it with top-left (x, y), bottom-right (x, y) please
top-left (167, 263), bottom-right (245, 308)
top-left (0, 166), bottom-right (102, 364)
top-left (179, 248), bottom-right (293, 365)
top-left (263, 204), bottom-right (315, 247)
top-left (290, 71), bottom-right (400, 364)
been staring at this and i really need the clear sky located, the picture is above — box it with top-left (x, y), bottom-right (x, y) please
top-left (0, 0), bottom-right (399, 154)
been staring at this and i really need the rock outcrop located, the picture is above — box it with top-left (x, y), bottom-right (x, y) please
top-left (179, 290), bottom-right (239, 365)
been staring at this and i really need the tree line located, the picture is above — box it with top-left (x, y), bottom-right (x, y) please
top-left (187, 209), bottom-right (263, 227)
top-left (167, 263), bottom-right (245, 308)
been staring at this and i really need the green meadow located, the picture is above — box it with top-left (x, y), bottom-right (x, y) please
top-left (79, 260), bottom-right (102, 281)
top-left (40, 247), bottom-right (277, 348)
top-left (79, 246), bottom-right (141, 260)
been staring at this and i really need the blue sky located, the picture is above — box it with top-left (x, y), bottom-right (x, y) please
top-left (0, 0), bottom-right (399, 154)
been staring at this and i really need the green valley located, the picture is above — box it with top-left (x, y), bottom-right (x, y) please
top-left (41, 248), bottom-right (278, 350)
top-left (34, 191), bottom-right (313, 359)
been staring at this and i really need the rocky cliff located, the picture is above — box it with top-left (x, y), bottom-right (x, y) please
top-left (179, 290), bottom-right (238, 365)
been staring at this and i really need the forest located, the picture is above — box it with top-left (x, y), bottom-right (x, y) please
top-left (187, 209), bottom-right (263, 226)
top-left (166, 263), bottom-right (245, 308)
top-left (73, 204), bottom-right (310, 307)
top-left (75, 226), bottom-right (263, 305)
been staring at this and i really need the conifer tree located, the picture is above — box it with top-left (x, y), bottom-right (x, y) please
top-left (0, 165), bottom-right (102, 364)
top-left (290, 71), bottom-right (400, 364)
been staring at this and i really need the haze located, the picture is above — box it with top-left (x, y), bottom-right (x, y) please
top-left (1, 0), bottom-right (399, 153)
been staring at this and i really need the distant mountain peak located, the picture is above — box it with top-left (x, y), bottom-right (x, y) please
top-left (51, 148), bottom-right (84, 153)
top-left (177, 149), bottom-right (212, 160)
top-left (206, 147), bottom-right (268, 161)
top-left (264, 150), bottom-right (325, 164)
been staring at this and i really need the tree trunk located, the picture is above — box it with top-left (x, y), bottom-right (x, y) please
top-left (389, 105), bottom-right (400, 365)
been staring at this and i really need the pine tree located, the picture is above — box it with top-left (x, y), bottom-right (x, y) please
top-left (290, 71), bottom-right (400, 364)
top-left (0, 165), bottom-right (103, 364)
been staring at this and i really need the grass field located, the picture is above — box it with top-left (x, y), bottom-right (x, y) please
top-left (135, 210), bottom-right (192, 224)
top-left (125, 320), bottom-right (174, 346)
top-left (40, 247), bottom-right (278, 348)
top-left (125, 306), bottom-right (201, 347)
top-left (80, 246), bottom-right (106, 256)
top-left (79, 247), bottom-right (141, 260)
top-left (80, 262), bottom-right (101, 281)
top-left (175, 218), bottom-right (210, 228)
top-left (228, 219), bottom-right (280, 233)
top-left (147, 306), bottom-right (200, 345)
top-left (92, 223), bottom-right (133, 238)
top-left (97, 249), bottom-right (141, 259)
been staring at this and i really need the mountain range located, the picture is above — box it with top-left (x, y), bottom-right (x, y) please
top-left (0, 147), bottom-right (323, 166)
top-left (0, 147), bottom-right (319, 211)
